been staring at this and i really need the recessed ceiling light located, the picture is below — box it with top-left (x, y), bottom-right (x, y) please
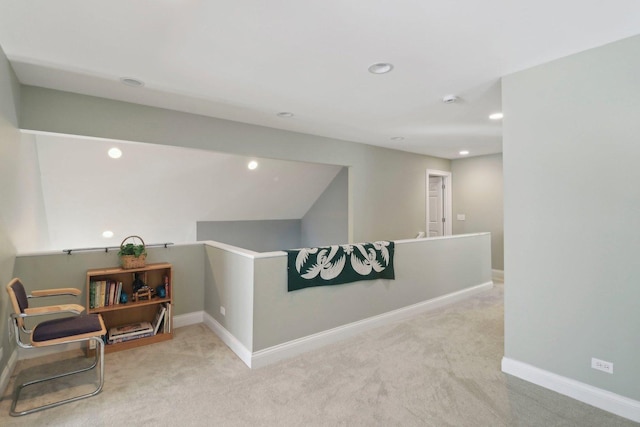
top-left (442, 95), bottom-right (459, 104)
top-left (108, 147), bottom-right (122, 159)
top-left (248, 160), bottom-right (258, 170)
top-left (489, 112), bottom-right (504, 120)
top-left (276, 112), bottom-right (294, 118)
top-left (120, 77), bottom-right (145, 87)
top-left (390, 136), bottom-right (404, 141)
top-left (459, 150), bottom-right (470, 156)
top-left (102, 230), bottom-right (114, 238)
top-left (368, 63), bottom-right (394, 74)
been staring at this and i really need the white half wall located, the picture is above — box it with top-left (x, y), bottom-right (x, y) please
top-left (202, 233), bottom-right (492, 367)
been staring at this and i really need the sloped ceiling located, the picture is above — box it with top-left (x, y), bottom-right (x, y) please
top-left (1, 1), bottom-right (639, 158)
top-left (34, 133), bottom-right (342, 250)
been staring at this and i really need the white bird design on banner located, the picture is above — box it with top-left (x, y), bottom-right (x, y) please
top-left (295, 247), bottom-right (318, 272)
top-left (351, 244), bottom-right (385, 275)
top-left (299, 245), bottom-right (346, 280)
top-left (371, 241), bottom-right (391, 266)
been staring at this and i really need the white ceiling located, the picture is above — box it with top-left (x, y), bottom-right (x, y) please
top-left (1, 1), bottom-right (640, 159)
top-left (34, 133), bottom-right (342, 250)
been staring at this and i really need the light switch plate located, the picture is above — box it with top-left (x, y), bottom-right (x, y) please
top-left (457, 214), bottom-right (466, 221)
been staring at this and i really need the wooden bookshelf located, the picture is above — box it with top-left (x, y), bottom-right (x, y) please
top-left (86, 262), bottom-right (173, 354)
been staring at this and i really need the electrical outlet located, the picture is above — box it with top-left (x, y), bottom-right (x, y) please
top-left (591, 357), bottom-right (613, 374)
top-left (220, 306), bottom-right (226, 316)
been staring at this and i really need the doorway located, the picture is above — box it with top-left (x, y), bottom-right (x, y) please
top-left (426, 170), bottom-right (452, 237)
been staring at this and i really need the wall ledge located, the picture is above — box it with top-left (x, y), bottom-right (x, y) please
top-left (17, 234), bottom-right (491, 259)
top-left (394, 232), bottom-right (490, 244)
top-left (202, 240), bottom-right (267, 259)
top-left (204, 233), bottom-right (493, 261)
top-left (502, 357), bottom-right (640, 423)
top-left (173, 311), bottom-right (204, 329)
top-left (16, 241), bottom-right (197, 258)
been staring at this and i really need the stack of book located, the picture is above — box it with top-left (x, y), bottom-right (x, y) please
top-left (106, 303), bottom-right (172, 345)
top-left (108, 322), bottom-right (154, 344)
top-left (89, 280), bottom-right (123, 309)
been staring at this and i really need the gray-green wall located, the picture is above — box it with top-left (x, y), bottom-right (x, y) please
top-left (204, 245), bottom-right (255, 350)
top-left (18, 86), bottom-right (450, 243)
top-left (301, 167), bottom-right (348, 247)
top-left (0, 45), bottom-right (21, 379)
top-left (196, 166), bottom-right (349, 251)
top-left (451, 154), bottom-right (503, 270)
top-left (197, 219), bottom-right (302, 252)
top-left (12, 245), bottom-right (205, 318)
top-left (503, 34), bottom-right (640, 400)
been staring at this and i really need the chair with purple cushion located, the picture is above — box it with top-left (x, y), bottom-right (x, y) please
top-left (6, 278), bottom-right (106, 416)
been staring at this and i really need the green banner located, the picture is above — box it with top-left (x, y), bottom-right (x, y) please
top-left (287, 241), bottom-right (395, 292)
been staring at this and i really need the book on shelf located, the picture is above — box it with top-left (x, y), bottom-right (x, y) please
top-left (92, 281), bottom-right (98, 308)
top-left (152, 305), bottom-right (166, 335)
top-left (108, 280), bottom-right (116, 306)
top-left (91, 280), bottom-right (106, 309)
top-left (164, 302), bottom-right (171, 334)
top-left (115, 281), bottom-right (122, 305)
top-left (99, 280), bottom-right (107, 308)
top-left (105, 281), bottom-right (111, 306)
top-left (91, 280), bottom-right (125, 308)
top-left (89, 281), bottom-right (96, 308)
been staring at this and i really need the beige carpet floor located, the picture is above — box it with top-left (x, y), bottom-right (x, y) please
top-left (0, 282), bottom-right (636, 426)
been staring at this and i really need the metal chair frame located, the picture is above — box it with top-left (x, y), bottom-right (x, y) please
top-left (6, 278), bottom-right (106, 417)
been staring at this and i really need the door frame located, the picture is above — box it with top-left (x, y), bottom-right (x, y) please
top-left (425, 169), bottom-right (452, 237)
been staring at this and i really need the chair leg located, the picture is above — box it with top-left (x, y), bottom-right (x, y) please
top-left (10, 336), bottom-right (105, 417)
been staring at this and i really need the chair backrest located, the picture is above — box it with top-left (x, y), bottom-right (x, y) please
top-left (6, 278), bottom-right (29, 329)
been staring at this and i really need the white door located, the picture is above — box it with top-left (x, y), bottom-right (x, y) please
top-left (428, 176), bottom-right (443, 237)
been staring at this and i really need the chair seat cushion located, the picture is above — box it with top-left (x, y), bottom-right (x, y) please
top-left (33, 314), bottom-right (103, 342)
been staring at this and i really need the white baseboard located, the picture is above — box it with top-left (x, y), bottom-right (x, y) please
top-left (0, 348), bottom-right (18, 397)
top-left (492, 269), bottom-right (504, 282)
top-left (202, 312), bottom-right (252, 368)
top-left (173, 311), bottom-right (204, 329)
top-left (250, 281), bottom-right (494, 369)
top-left (502, 357), bottom-right (640, 423)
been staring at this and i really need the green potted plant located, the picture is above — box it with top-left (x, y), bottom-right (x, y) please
top-left (118, 235), bottom-right (147, 269)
